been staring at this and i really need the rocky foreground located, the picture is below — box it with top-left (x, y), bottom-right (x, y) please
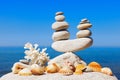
top-left (0, 72), bottom-right (118, 80)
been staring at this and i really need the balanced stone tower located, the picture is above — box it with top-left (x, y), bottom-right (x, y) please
top-left (52, 12), bottom-right (70, 41)
top-left (76, 18), bottom-right (92, 39)
top-left (48, 11), bottom-right (93, 67)
top-left (51, 13), bottom-right (93, 52)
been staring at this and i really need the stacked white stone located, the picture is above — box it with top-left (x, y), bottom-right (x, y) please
top-left (52, 12), bottom-right (70, 41)
top-left (76, 18), bottom-right (92, 38)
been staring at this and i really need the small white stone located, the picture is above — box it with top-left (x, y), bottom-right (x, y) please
top-left (56, 12), bottom-right (63, 15)
top-left (52, 22), bottom-right (69, 31)
top-left (76, 29), bottom-right (91, 38)
top-left (81, 18), bottom-right (87, 22)
top-left (55, 15), bottom-right (65, 21)
top-left (52, 30), bottom-right (70, 41)
top-left (52, 38), bottom-right (93, 52)
top-left (77, 23), bottom-right (92, 30)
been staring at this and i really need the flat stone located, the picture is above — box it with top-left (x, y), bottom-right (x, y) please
top-left (52, 30), bottom-right (70, 41)
top-left (48, 52), bottom-right (87, 68)
top-left (19, 59), bottom-right (29, 64)
top-left (52, 38), bottom-right (93, 52)
top-left (81, 18), bottom-right (88, 22)
top-left (55, 15), bottom-right (65, 21)
top-left (56, 12), bottom-right (63, 15)
top-left (0, 72), bottom-right (118, 80)
top-left (77, 23), bottom-right (92, 30)
top-left (76, 29), bottom-right (91, 38)
top-left (52, 22), bottom-right (69, 31)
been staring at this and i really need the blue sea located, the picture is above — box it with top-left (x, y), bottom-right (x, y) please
top-left (0, 47), bottom-right (120, 79)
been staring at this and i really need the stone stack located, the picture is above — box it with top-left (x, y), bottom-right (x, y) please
top-left (76, 18), bottom-right (92, 38)
top-left (52, 12), bottom-right (70, 41)
top-left (49, 12), bottom-right (94, 68)
top-left (51, 12), bottom-right (93, 53)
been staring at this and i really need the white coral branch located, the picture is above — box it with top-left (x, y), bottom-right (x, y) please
top-left (23, 42), bottom-right (50, 66)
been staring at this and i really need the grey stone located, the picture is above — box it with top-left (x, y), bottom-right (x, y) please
top-left (52, 38), bottom-right (93, 52)
top-left (19, 59), bottom-right (29, 64)
top-left (76, 29), bottom-right (91, 38)
top-left (55, 15), bottom-right (65, 21)
top-left (52, 30), bottom-right (70, 41)
top-left (77, 23), bottom-right (92, 30)
top-left (52, 22), bottom-right (69, 31)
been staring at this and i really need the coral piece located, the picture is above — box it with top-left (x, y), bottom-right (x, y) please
top-left (31, 64), bottom-right (45, 75)
top-left (59, 67), bottom-right (73, 76)
top-left (46, 63), bottom-right (59, 73)
top-left (23, 42), bottom-right (50, 66)
top-left (101, 67), bottom-right (113, 76)
top-left (11, 62), bottom-right (29, 74)
top-left (18, 68), bottom-right (32, 76)
top-left (88, 62), bottom-right (102, 72)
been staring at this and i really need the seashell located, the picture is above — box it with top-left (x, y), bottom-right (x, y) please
top-left (18, 68), bottom-right (32, 76)
top-left (75, 64), bottom-right (86, 71)
top-left (46, 63), bottom-right (59, 73)
top-left (88, 62), bottom-right (102, 72)
top-left (101, 67), bottom-right (113, 76)
top-left (74, 69), bottom-right (83, 75)
top-left (59, 67), bottom-right (73, 76)
top-left (74, 64), bottom-right (86, 75)
top-left (31, 64), bottom-right (45, 75)
top-left (84, 66), bottom-right (93, 72)
top-left (11, 62), bottom-right (29, 74)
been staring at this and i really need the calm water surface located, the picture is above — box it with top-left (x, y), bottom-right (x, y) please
top-left (0, 47), bottom-right (120, 79)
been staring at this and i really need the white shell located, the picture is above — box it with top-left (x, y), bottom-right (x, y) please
top-left (101, 67), bottom-right (113, 76)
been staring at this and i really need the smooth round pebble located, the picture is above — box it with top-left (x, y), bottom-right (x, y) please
top-left (52, 30), bottom-right (70, 41)
top-left (81, 18), bottom-right (88, 22)
top-left (77, 23), bottom-right (92, 30)
top-left (52, 22), bottom-right (69, 31)
top-left (55, 15), bottom-right (65, 21)
top-left (76, 29), bottom-right (91, 38)
top-left (56, 12), bottom-right (63, 15)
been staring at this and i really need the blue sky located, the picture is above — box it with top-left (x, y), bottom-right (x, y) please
top-left (0, 0), bottom-right (120, 47)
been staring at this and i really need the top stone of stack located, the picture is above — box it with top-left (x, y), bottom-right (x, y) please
top-left (56, 12), bottom-right (64, 16)
top-left (55, 12), bottom-right (65, 21)
top-left (52, 12), bottom-right (69, 31)
top-left (77, 18), bottom-right (92, 30)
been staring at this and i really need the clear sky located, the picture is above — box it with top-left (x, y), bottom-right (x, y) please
top-left (0, 0), bottom-right (120, 47)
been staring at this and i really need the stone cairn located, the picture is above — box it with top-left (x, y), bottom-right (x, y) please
top-left (76, 18), bottom-right (92, 39)
top-left (52, 12), bottom-right (70, 41)
top-left (48, 12), bottom-right (93, 68)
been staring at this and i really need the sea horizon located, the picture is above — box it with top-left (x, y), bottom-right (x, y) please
top-left (0, 46), bottom-right (120, 79)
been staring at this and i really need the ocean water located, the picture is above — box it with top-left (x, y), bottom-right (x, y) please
top-left (0, 47), bottom-right (120, 79)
